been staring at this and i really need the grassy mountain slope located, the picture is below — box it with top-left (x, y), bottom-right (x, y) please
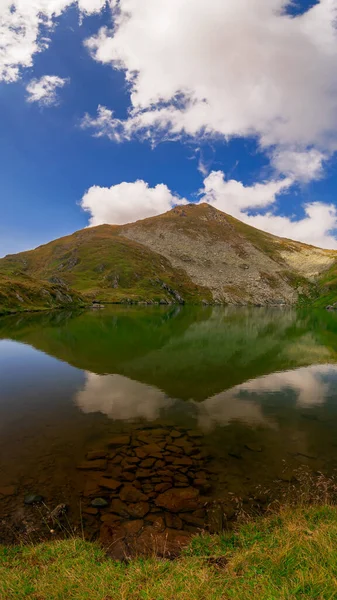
top-left (1, 204), bottom-right (337, 306)
top-left (0, 272), bottom-right (84, 315)
top-left (0, 225), bottom-right (211, 305)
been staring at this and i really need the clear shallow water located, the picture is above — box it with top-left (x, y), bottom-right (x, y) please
top-left (1, 306), bottom-right (337, 546)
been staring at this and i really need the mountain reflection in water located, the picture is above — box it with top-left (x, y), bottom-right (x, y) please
top-left (1, 306), bottom-right (337, 544)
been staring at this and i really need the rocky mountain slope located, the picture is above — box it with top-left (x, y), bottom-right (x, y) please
top-left (1, 204), bottom-right (337, 307)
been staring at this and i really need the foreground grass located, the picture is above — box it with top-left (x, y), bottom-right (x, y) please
top-left (2, 505), bottom-right (337, 599)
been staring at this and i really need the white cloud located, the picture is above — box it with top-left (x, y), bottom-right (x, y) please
top-left (0, 0), bottom-right (106, 83)
top-left (83, 0), bottom-right (337, 181)
top-left (80, 170), bottom-right (337, 248)
top-left (80, 179), bottom-right (186, 226)
top-left (26, 75), bottom-right (68, 106)
top-left (201, 170), bottom-right (337, 249)
top-left (271, 149), bottom-right (326, 182)
top-left (201, 171), bottom-right (293, 219)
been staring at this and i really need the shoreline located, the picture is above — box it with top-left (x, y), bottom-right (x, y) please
top-left (2, 503), bottom-right (337, 599)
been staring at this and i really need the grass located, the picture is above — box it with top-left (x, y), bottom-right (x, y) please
top-left (0, 227), bottom-right (212, 305)
top-left (0, 272), bottom-right (84, 315)
top-left (2, 505), bottom-right (337, 599)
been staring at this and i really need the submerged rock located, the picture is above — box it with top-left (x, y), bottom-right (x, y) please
top-left (24, 494), bottom-right (43, 505)
top-left (91, 498), bottom-right (109, 508)
top-left (155, 487), bottom-right (200, 513)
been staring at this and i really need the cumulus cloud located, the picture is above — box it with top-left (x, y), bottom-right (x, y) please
top-left (80, 170), bottom-right (337, 248)
top-left (0, 0), bottom-right (106, 83)
top-left (201, 171), bottom-right (337, 249)
top-left (26, 75), bottom-right (69, 106)
top-left (80, 179), bottom-right (186, 226)
top-left (82, 0), bottom-right (337, 181)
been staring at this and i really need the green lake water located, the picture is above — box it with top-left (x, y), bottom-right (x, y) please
top-left (1, 305), bottom-right (337, 543)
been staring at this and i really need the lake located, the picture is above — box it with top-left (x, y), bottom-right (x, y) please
top-left (1, 305), bottom-right (337, 553)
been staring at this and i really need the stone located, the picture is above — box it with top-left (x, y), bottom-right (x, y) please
top-left (245, 443), bottom-right (263, 453)
top-left (154, 460), bottom-right (165, 469)
top-left (83, 507), bottom-right (98, 516)
top-left (164, 513), bottom-right (183, 529)
top-left (91, 498), bottom-right (109, 508)
top-left (187, 430), bottom-right (203, 438)
top-left (167, 445), bottom-right (184, 455)
top-left (155, 487), bottom-right (200, 513)
top-left (77, 460), bottom-right (107, 471)
top-left (108, 435), bottom-right (130, 446)
top-left (194, 479), bottom-right (211, 493)
top-left (135, 444), bottom-right (162, 459)
top-left (193, 508), bottom-right (206, 519)
top-left (124, 457), bottom-right (140, 464)
top-left (172, 438), bottom-right (193, 448)
top-left (127, 502), bottom-right (150, 518)
top-left (170, 430), bottom-right (182, 438)
top-left (149, 429), bottom-right (168, 437)
top-left (24, 494), bottom-right (43, 505)
top-left (179, 513), bottom-right (205, 528)
top-left (119, 485), bottom-right (148, 503)
top-left (107, 466), bottom-right (123, 479)
top-left (124, 519), bottom-right (144, 535)
top-left (0, 485), bottom-right (16, 497)
top-left (135, 527), bottom-right (191, 557)
top-left (99, 478), bottom-right (122, 491)
top-left (110, 499), bottom-right (129, 518)
top-left (122, 472), bottom-right (135, 482)
top-left (146, 515), bottom-right (165, 532)
top-left (100, 524), bottom-right (127, 560)
top-left (172, 457), bottom-right (193, 467)
top-left (83, 479), bottom-right (102, 498)
top-left (135, 469), bottom-right (153, 479)
top-left (175, 474), bottom-right (189, 483)
top-left (111, 455), bottom-right (123, 465)
top-left (101, 513), bottom-right (121, 525)
top-left (86, 450), bottom-right (107, 460)
top-left (140, 458), bottom-right (156, 468)
top-left (155, 483), bottom-right (172, 493)
top-left (142, 484), bottom-right (154, 494)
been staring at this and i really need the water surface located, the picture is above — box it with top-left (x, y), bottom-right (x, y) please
top-left (1, 306), bottom-right (337, 545)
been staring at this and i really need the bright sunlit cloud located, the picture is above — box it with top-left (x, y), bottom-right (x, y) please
top-left (82, 0), bottom-right (337, 182)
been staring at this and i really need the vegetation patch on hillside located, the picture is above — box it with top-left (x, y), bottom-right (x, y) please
top-left (0, 272), bottom-right (84, 315)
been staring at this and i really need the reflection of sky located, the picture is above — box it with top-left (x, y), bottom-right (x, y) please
top-left (0, 340), bottom-right (84, 402)
top-left (75, 364), bottom-right (337, 430)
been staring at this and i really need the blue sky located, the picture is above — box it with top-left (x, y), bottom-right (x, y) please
top-left (1, 0), bottom-right (337, 256)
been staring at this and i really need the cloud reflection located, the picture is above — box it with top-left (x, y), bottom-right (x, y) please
top-left (75, 364), bottom-right (337, 429)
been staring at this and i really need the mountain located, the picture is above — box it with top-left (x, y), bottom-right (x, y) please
top-left (1, 203), bottom-right (337, 309)
top-left (0, 272), bottom-right (84, 315)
